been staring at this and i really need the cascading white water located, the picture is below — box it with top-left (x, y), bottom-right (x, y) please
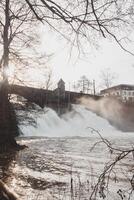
top-left (19, 104), bottom-right (131, 138)
top-left (14, 104), bottom-right (134, 200)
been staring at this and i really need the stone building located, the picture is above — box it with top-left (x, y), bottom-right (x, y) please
top-left (100, 84), bottom-right (134, 102)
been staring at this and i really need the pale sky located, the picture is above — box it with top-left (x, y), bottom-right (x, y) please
top-left (40, 27), bottom-right (134, 92)
top-left (10, 26), bottom-right (134, 93)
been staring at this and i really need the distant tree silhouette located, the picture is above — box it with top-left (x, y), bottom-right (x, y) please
top-left (77, 75), bottom-right (92, 94)
top-left (100, 68), bottom-right (117, 89)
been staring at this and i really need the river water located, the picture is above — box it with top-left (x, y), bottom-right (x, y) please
top-left (0, 105), bottom-right (134, 199)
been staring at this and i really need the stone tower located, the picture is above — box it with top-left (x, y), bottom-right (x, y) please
top-left (57, 79), bottom-right (65, 98)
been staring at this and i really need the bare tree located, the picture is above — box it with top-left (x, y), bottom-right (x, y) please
top-left (100, 68), bottom-right (118, 89)
top-left (88, 128), bottom-right (134, 200)
top-left (25, 0), bottom-right (134, 55)
top-left (0, 0), bottom-right (42, 149)
top-left (77, 75), bottom-right (92, 93)
top-left (0, 0), bottom-right (134, 90)
top-left (0, 0), bottom-right (133, 149)
top-left (42, 68), bottom-right (53, 90)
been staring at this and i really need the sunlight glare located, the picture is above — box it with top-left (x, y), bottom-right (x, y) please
top-left (5, 64), bottom-right (15, 77)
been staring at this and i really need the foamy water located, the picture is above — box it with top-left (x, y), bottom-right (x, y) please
top-left (19, 104), bottom-right (134, 139)
top-left (5, 104), bottom-right (133, 200)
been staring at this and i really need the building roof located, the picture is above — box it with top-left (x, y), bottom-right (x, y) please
top-left (101, 84), bottom-right (134, 93)
top-left (58, 79), bottom-right (65, 84)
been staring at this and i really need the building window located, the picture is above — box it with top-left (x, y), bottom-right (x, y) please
top-left (128, 91), bottom-right (131, 96)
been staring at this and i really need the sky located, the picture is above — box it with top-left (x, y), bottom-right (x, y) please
top-left (40, 28), bottom-right (134, 92)
top-left (8, 25), bottom-right (134, 93)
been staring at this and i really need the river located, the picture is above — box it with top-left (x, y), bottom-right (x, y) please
top-left (0, 104), bottom-right (134, 199)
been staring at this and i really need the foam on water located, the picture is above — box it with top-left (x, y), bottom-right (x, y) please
top-left (19, 104), bottom-right (133, 138)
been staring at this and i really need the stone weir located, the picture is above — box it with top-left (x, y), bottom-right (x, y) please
top-left (8, 84), bottom-right (134, 132)
top-left (9, 84), bottom-right (100, 114)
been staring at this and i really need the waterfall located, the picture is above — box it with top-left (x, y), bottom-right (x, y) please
top-left (18, 104), bottom-right (130, 138)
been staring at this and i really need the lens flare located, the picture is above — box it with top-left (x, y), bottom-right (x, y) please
top-left (4, 64), bottom-right (15, 77)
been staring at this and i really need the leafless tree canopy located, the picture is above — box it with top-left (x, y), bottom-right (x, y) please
top-left (76, 75), bottom-right (92, 93)
top-left (100, 68), bottom-right (117, 89)
top-left (0, 0), bottom-right (41, 81)
top-left (0, 0), bottom-right (133, 83)
top-left (25, 0), bottom-right (134, 55)
top-left (89, 128), bottom-right (134, 200)
top-left (0, 0), bottom-right (53, 85)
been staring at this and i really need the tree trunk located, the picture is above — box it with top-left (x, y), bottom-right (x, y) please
top-left (0, 180), bottom-right (18, 200)
top-left (0, 0), bottom-right (19, 152)
top-left (0, 82), bottom-right (19, 152)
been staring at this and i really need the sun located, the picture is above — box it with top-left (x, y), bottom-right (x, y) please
top-left (5, 64), bottom-right (15, 77)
